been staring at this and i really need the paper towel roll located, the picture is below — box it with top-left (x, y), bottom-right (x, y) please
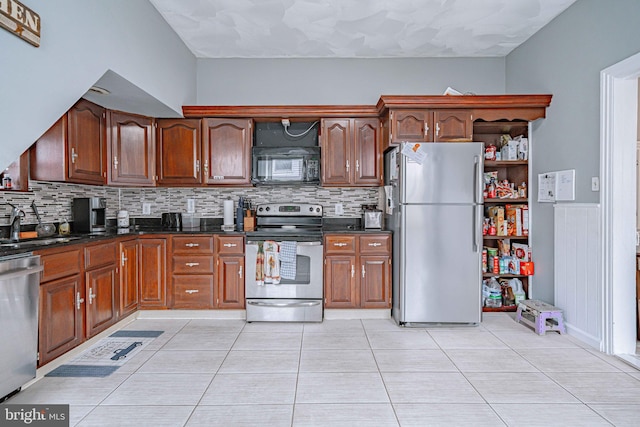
top-left (223, 200), bottom-right (234, 225)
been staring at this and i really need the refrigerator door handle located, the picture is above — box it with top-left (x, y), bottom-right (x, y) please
top-left (473, 205), bottom-right (482, 253)
top-left (473, 155), bottom-right (482, 204)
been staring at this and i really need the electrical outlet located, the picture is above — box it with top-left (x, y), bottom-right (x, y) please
top-left (591, 177), bottom-right (600, 192)
top-left (142, 203), bottom-right (151, 215)
top-left (187, 199), bottom-right (195, 213)
top-left (335, 203), bottom-right (344, 215)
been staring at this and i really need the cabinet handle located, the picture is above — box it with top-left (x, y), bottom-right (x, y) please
top-left (436, 122), bottom-right (440, 137)
top-left (88, 287), bottom-right (96, 305)
top-left (346, 160), bottom-right (350, 173)
top-left (351, 264), bottom-right (355, 278)
top-left (185, 289), bottom-right (199, 294)
top-left (368, 242), bottom-right (382, 247)
top-left (196, 160), bottom-right (200, 173)
top-left (76, 292), bottom-right (84, 310)
top-left (204, 160), bottom-right (209, 174)
top-left (113, 155), bottom-right (118, 171)
top-left (424, 123), bottom-right (430, 138)
top-left (356, 160), bottom-right (359, 172)
top-left (333, 242), bottom-right (347, 247)
top-left (362, 265), bottom-right (365, 278)
top-left (239, 266), bottom-right (243, 278)
top-left (185, 262), bottom-right (200, 267)
top-left (71, 148), bottom-right (78, 164)
top-left (121, 252), bottom-right (127, 266)
top-left (185, 243), bottom-right (199, 247)
top-left (223, 243), bottom-right (237, 247)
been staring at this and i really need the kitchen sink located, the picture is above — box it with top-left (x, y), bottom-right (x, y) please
top-left (0, 236), bottom-right (83, 249)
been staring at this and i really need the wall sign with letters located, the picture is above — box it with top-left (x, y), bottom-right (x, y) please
top-left (0, 0), bottom-right (40, 47)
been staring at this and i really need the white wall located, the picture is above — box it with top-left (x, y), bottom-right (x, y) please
top-left (506, 0), bottom-right (640, 303)
top-left (0, 0), bottom-right (196, 170)
top-left (197, 58), bottom-right (506, 105)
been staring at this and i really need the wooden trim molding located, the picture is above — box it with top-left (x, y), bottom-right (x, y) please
top-left (183, 95), bottom-right (552, 122)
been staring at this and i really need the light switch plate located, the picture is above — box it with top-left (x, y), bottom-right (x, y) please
top-left (591, 177), bottom-right (600, 191)
top-left (142, 203), bottom-right (151, 215)
top-left (335, 203), bottom-right (344, 215)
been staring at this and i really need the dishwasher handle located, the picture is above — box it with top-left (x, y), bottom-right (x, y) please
top-left (0, 265), bottom-right (44, 281)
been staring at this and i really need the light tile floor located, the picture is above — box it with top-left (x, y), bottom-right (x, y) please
top-left (4, 313), bottom-right (640, 426)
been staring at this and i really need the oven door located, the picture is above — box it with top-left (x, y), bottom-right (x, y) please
top-left (245, 240), bottom-right (323, 299)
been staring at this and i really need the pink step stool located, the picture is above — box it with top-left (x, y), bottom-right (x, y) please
top-left (515, 299), bottom-right (566, 335)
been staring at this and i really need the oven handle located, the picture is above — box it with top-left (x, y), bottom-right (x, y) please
top-left (247, 300), bottom-right (321, 308)
top-left (246, 241), bottom-right (322, 246)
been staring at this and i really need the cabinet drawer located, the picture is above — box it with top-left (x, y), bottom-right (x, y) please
top-left (324, 235), bottom-right (356, 253)
top-left (172, 235), bottom-right (214, 254)
top-left (85, 242), bottom-right (117, 270)
top-left (39, 248), bottom-right (82, 282)
top-left (172, 275), bottom-right (214, 308)
top-left (215, 235), bottom-right (244, 255)
top-left (359, 235), bottom-right (391, 254)
top-left (172, 255), bottom-right (214, 274)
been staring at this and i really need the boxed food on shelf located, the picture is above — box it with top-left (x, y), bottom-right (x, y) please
top-left (487, 206), bottom-right (507, 236)
top-left (512, 243), bottom-right (531, 261)
top-left (505, 204), bottom-right (528, 236)
top-left (500, 140), bottom-right (519, 160)
top-left (520, 262), bottom-right (535, 276)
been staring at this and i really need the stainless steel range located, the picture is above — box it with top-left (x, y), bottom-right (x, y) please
top-left (245, 203), bottom-right (324, 322)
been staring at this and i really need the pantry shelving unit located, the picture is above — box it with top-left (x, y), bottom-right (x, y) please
top-left (473, 120), bottom-right (532, 312)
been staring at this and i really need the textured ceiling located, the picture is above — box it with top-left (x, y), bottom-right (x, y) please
top-left (148, 0), bottom-right (576, 58)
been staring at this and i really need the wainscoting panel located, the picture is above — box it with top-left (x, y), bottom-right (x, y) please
top-left (554, 203), bottom-right (601, 348)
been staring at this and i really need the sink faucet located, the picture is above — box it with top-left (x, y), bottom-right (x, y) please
top-left (6, 203), bottom-right (24, 241)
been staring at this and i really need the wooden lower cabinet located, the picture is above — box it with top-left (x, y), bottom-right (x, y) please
top-left (216, 255), bottom-right (245, 308)
top-left (38, 274), bottom-right (84, 367)
top-left (139, 237), bottom-right (167, 308)
top-left (85, 264), bottom-right (118, 338)
top-left (119, 239), bottom-right (139, 318)
top-left (324, 234), bottom-right (391, 309)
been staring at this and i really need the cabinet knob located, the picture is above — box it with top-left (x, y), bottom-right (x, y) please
top-left (362, 265), bottom-right (366, 278)
top-left (71, 148), bottom-right (78, 164)
top-left (185, 289), bottom-right (199, 294)
top-left (88, 287), bottom-right (96, 305)
top-left (351, 264), bottom-right (355, 278)
top-left (223, 243), bottom-right (237, 247)
top-left (368, 242), bottom-right (382, 247)
top-left (185, 243), bottom-right (199, 248)
top-left (113, 155), bottom-right (118, 171)
top-left (185, 262), bottom-right (200, 267)
top-left (239, 266), bottom-right (243, 278)
top-left (346, 160), bottom-right (350, 173)
top-left (334, 242), bottom-right (347, 247)
top-left (76, 292), bottom-right (84, 310)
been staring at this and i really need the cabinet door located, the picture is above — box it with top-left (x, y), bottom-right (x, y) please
top-left (202, 118), bottom-right (252, 185)
top-left (139, 238), bottom-right (167, 308)
top-left (119, 240), bottom-right (139, 319)
top-left (324, 255), bottom-right (358, 308)
top-left (434, 110), bottom-right (473, 142)
top-left (85, 264), bottom-right (118, 338)
top-left (67, 99), bottom-right (106, 184)
top-left (216, 255), bottom-right (245, 309)
top-left (38, 275), bottom-right (84, 366)
top-left (108, 111), bottom-right (155, 186)
top-left (321, 119), bottom-right (351, 185)
top-left (360, 256), bottom-right (391, 308)
top-left (391, 110), bottom-right (432, 142)
top-left (353, 118), bottom-right (382, 186)
top-left (157, 119), bottom-right (202, 186)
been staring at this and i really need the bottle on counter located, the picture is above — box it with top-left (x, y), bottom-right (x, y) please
top-left (236, 197), bottom-right (244, 232)
top-left (2, 173), bottom-right (12, 190)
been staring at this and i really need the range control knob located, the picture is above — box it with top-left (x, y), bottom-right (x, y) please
top-left (258, 207), bottom-right (264, 212)
top-left (309, 207), bottom-right (314, 212)
top-left (316, 207), bottom-right (321, 212)
top-left (265, 206), bottom-right (271, 212)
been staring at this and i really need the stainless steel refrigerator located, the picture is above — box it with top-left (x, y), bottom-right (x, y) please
top-left (384, 142), bottom-right (484, 325)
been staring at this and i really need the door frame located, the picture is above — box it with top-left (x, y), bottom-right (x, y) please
top-left (601, 51), bottom-right (640, 355)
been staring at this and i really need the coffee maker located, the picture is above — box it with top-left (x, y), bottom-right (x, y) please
top-left (72, 197), bottom-right (107, 233)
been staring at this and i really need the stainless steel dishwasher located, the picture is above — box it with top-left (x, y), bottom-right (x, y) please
top-left (0, 254), bottom-right (43, 400)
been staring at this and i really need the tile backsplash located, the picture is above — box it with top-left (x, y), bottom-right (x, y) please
top-left (0, 181), bottom-right (381, 226)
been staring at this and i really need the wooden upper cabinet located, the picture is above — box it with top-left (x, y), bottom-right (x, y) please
top-left (202, 118), bottom-right (252, 185)
top-left (31, 99), bottom-right (106, 185)
top-left (107, 111), bottom-right (155, 186)
top-left (353, 118), bottom-right (381, 185)
top-left (322, 118), bottom-right (381, 186)
top-left (434, 110), bottom-right (473, 142)
top-left (390, 109), bottom-right (432, 142)
top-left (156, 119), bottom-right (202, 186)
top-left (321, 119), bottom-right (351, 185)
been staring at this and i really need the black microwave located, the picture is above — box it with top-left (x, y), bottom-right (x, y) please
top-left (251, 146), bottom-right (320, 185)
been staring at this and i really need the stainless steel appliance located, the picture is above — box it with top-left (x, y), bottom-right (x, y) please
top-left (0, 254), bottom-right (43, 400)
top-left (161, 212), bottom-right (182, 230)
top-left (245, 203), bottom-right (324, 322)
top-left (72, 197), bottom-right (106, 233)
top-left (385, 142), bottom-right (484, 325)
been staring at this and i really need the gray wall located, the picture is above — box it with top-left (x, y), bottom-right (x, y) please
top-left (0, 0), bottom-right (196, 170)
top-left (197, 58), bottom-right (506, 105)
top-left (506, 0), bottom-right (640, 302)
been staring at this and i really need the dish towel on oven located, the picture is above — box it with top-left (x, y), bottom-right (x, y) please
top-left (263, 240), bottom-right (281, 285)
top-left (279, 241), bottom-right (297, 280)
top-left (255, 242), bottom-right (265, 286)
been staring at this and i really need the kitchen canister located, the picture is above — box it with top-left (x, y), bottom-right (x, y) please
top-left (117, 210), bottom-right (130, 229)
